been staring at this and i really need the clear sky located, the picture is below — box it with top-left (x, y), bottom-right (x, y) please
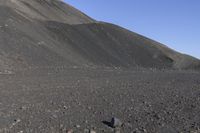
top-left (64, 0), bottom-right (200, 59)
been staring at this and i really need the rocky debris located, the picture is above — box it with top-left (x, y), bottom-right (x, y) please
top-left (0, 70), bottom-right (200, 132)
top-left (0, 69), bottom-right (13, 74)
top-left (12, 119), bottom-right (21, 126)
top-left (111, 117), bottom-right (123, 128)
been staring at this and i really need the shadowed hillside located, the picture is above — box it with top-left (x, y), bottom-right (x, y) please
top-left (0, 0), bottom-right (199, 72)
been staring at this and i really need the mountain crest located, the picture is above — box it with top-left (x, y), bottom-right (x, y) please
top-left (0, 0), bottom-right (94, 24)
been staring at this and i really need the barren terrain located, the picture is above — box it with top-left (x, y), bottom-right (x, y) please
top-left (0, 68), bottom-right (200, 133)
top-left (0, 0), bottom-right (200, 133)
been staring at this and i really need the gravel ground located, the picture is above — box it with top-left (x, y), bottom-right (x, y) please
top-left (0, 68), bottom-right (200, 133)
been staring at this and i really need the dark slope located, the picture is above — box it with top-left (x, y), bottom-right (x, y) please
top-left (0, 0), bottom-right (94, 24)
top-left (0, 0), bottom-right (199, 72)
top-left (46, 22), bottom-right (200, 69)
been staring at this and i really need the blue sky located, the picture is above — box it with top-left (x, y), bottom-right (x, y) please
top-left (64, 0), bottom-right (200, 59)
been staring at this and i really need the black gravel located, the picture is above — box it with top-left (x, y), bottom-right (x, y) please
top-left (0, 68), bottom-right (199, 133)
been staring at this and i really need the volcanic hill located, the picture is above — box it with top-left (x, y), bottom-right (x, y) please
top-left (0, 0), bottom-right (199, 71)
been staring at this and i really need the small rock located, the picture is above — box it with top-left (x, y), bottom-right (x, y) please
top-left (66, 129), bottom-right (73, 133)
top-left (154, 113), bottom-right (161, 120)
top-left (75, 125), bottom-right (81, 128)
top-left (14, 119), bottom-right (21, 123)
top-left (84, 129), bottom-right (96, 133)
top-left (89, 129), bottom-right (96, 133)
top-left (142, 129), bottom-right (147, 133)
top-left (111, 117), bottom-right (123, 128)
top-left (87, 106), bottom-right (92, 110)
top-left (63, 106), bottom-right (68, 109)
top-left (84, 120), bottom-right (88, 124)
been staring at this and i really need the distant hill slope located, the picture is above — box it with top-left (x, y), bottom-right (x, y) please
top-left (0, 0), bottom-right (94, 24)
top-left (0, 0), bottom-right (199, 71)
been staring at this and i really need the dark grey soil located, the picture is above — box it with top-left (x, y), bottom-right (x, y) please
top-left (0, 68), bottom-right (200, 133)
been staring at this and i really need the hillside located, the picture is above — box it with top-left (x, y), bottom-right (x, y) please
top-left (0, 0), bottom-right (199, 72)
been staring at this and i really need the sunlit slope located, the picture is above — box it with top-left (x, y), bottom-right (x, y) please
top-left (0, 0), bottom-right (199, 71)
